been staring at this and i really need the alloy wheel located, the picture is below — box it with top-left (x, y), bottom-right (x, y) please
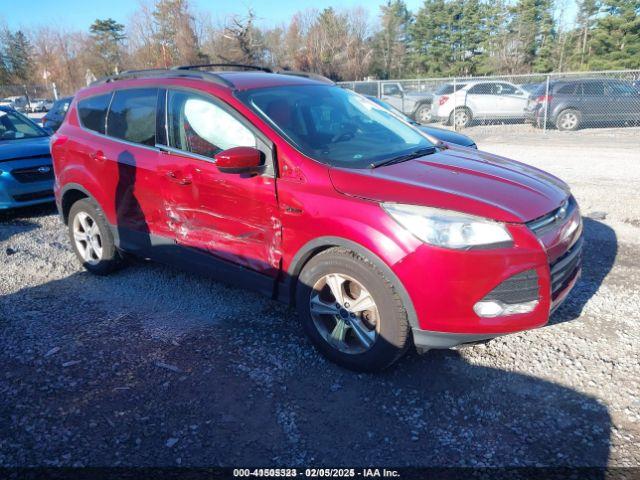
top-left (560, 112), bottom-right (578, 130)
top-left (454, 110), bottom-right (469, 127)
top-left (72, 211), bottom-right (103, 265)
top-left (309, 273), bottom-right (379, 354)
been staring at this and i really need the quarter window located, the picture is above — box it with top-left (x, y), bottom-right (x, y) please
top-left (106, 89), bottom-right (158, 146)
top-left (78, 93), bottom-right (112, 134)
top-left (581, 82), bottom-right (605, 96)
top-left (167, 90), bottom-right (256, 160)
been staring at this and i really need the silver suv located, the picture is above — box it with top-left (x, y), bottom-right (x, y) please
top-left (431, 81), bottom-right (530, 128)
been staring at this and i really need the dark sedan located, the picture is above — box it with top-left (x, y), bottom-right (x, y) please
top-left (365, 95), bottom-right (477, 148)
top-left (0, 106), bottom-right (54, 210)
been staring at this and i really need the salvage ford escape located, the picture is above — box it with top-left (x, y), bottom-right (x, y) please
top-left (51, 65), bottom-right (583, 371)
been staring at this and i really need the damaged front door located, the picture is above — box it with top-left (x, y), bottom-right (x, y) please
top-left (158, 89), bottom-right (281, 277)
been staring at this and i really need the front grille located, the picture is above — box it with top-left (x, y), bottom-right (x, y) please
top-left (12, 190), bottom-right (54, 202)
top-left (11, 165), bottom-right (54, 183)
top-left (550, 236), bottom-right (583, 297)
top-left (482, 269), bottom-right (540, 304)
top-left (527, 196), bottom-right (577, 236)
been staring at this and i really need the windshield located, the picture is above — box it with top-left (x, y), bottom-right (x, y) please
top-left (0, 109), bottom-right (48, 140)
top-left (237, 85), bottom-right (434, 168)
top-left (367, 96), bottom-right (414, 123)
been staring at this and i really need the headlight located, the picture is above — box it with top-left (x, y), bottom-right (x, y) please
top-left (382, 203), bottom-right (513, 250)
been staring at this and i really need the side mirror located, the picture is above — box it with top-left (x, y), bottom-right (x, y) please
top-left (214, 146), bottom-right (264, 174)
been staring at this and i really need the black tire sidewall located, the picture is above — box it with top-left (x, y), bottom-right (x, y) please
top-left (68, 199), bottom-right (121, 275)
top-left (296, 249), bottom-right (409, 372)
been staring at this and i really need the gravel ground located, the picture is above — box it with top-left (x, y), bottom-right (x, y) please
top-left (1, 126), bottom-right (639, 468)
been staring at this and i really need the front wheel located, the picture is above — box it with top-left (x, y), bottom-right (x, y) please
top-left (296, 248), bottom-right (410, 372)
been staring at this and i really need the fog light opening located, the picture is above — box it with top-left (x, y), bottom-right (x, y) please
top-left (473, 299), bottom-right (538, 318)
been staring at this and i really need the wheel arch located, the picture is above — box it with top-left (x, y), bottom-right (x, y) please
top-left (60, 183), bottom-right (96, 224)
top-left (285, 236), bottom-right (419, 329)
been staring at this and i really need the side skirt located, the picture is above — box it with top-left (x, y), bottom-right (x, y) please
top-left (110, 225), bottom-right (284, 301)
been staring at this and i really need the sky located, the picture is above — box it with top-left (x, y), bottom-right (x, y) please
top-left (2, 0), bottom-right (576, 32)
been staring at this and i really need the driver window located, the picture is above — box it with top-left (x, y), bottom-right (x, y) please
top-left (383, 84), bottom-right (401, 96)
top-left (167, 90), bottom-right (256, 160)
top-left (495, 83), bottom-right (517, 95)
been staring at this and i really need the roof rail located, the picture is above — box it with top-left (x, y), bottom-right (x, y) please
top-left (91, 68), bottom-right (233, 88)
top-left (173, 63), bottom-right (273, 73)
top-left (275, 69), bottom-right (335, 85)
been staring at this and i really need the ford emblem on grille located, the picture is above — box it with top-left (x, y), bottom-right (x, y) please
top-left (37, 166), bottom-right (51, 174)
top-left (556, 202), bottom-right (568, 221)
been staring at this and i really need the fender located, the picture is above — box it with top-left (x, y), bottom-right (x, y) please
top-left (59, 182), bottom-right (100, 223)
top-left (282, 236), bottom-right (419, 329)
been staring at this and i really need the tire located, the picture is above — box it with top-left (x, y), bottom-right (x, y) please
top-left (413, 104), bottom-right (432, 124)
top-left (556, 109), bottom-right (581, 131)
top-left (296, 247), bottom-right (410, 372)
top-left (449, 107), bottom-right (472, 128)
top-left (68, 198), bottom-right (123, 275)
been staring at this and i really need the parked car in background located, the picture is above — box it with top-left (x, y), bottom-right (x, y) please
top-left (353, 81), bottom-right (434, 124)
top-left (0, 106), bottom-right (54, 210)
top-left (52, 66), bottom-right (582, 371)
top-left (525, 78), bottom-right (640, 131)
top-left (42, 96), bottom-right (72, 132)
top-left (27, 98), bottom-right (49, 112)
top-left (1, 96), bottom-right (29, 112)
top-left (365, 95), bottom-right (477, 149)
top-left (518, 83), bottom-right (541, 95)
top-left (431, 80), bottom-right (530, 128)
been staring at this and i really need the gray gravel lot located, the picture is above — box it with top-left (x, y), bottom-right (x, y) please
top-left (1, 126), bottom-right (639, 468)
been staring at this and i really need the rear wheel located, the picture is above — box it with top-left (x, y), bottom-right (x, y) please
top-left (414, 104), bottom-right (432, 124)
top-left (449, 107), bottom-right (472, 128)
top-left (556, 109), bottom-right (581, 131)
top-left (68, 199), bottom-right (123, 275)
top-left (296, 248), bottom-right (410, 372)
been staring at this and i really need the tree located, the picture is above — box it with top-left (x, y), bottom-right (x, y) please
top-left (587, 0), bottom-right (640, 69)
top-left (5, 30), bottom-right (34, 83)
top-left (89, 18), bottom-right (126, 76)
top-left (372, 0), bottom-right (411, 79)
top-left (151, 0), bottom-right (206, 67)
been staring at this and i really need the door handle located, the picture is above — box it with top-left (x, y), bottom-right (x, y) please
top-left (166, 170), bottom-right (192, 185)
top-left (90, 150), bottom-right (107, 162)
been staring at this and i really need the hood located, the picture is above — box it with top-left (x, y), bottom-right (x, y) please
top-left (419, 125), bottom-right (475, 147)
top-left (0, 136), bottom-right (51, 163)
top-left (329, 147), bottom-right (569, 223)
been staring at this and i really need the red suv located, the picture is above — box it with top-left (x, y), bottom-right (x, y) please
top-left (51, 65), bottom-right (583, 371)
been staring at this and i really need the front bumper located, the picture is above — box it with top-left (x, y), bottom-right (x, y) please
top-left (0, 157), bottom-right (54, 210)
top-left (396, 208), bottom-right (583, 344)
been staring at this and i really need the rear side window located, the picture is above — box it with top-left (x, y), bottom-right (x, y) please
top-left (106, 89), bottom-right (158, 146)
top-left (556, 84), bottom-right (577, 95)
top-left (581, 82), bottom-right (605, 95)
top-left (78, 93), bottom-right (111, 134)
top-left (468, 83), bottom-right (494, 95)
top-left (435, 83), bottom-right (467, 95)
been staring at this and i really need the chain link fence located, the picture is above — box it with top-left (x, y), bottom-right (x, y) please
top-left (0, 84), bottom-right (58, 113)
top-left (339, 70), bottom-right (640, 136)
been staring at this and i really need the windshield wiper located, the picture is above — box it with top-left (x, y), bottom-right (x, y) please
top-left (369, 147), bottom-right (436, 169)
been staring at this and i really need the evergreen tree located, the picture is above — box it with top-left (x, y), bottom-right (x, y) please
top-left (372, 0), bottom-right (412, 79)
top-left (5, 30), bottom-right (34, 83)
top-left (89, 18), bottom-right (126, 76)
top-left (587, 0), bottom-right (640, 69)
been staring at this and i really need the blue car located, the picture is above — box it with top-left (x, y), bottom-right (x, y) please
top-left (0, 106), bottom-right (54, 210)
top-left (365, 95), bottom-right (477, 149)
